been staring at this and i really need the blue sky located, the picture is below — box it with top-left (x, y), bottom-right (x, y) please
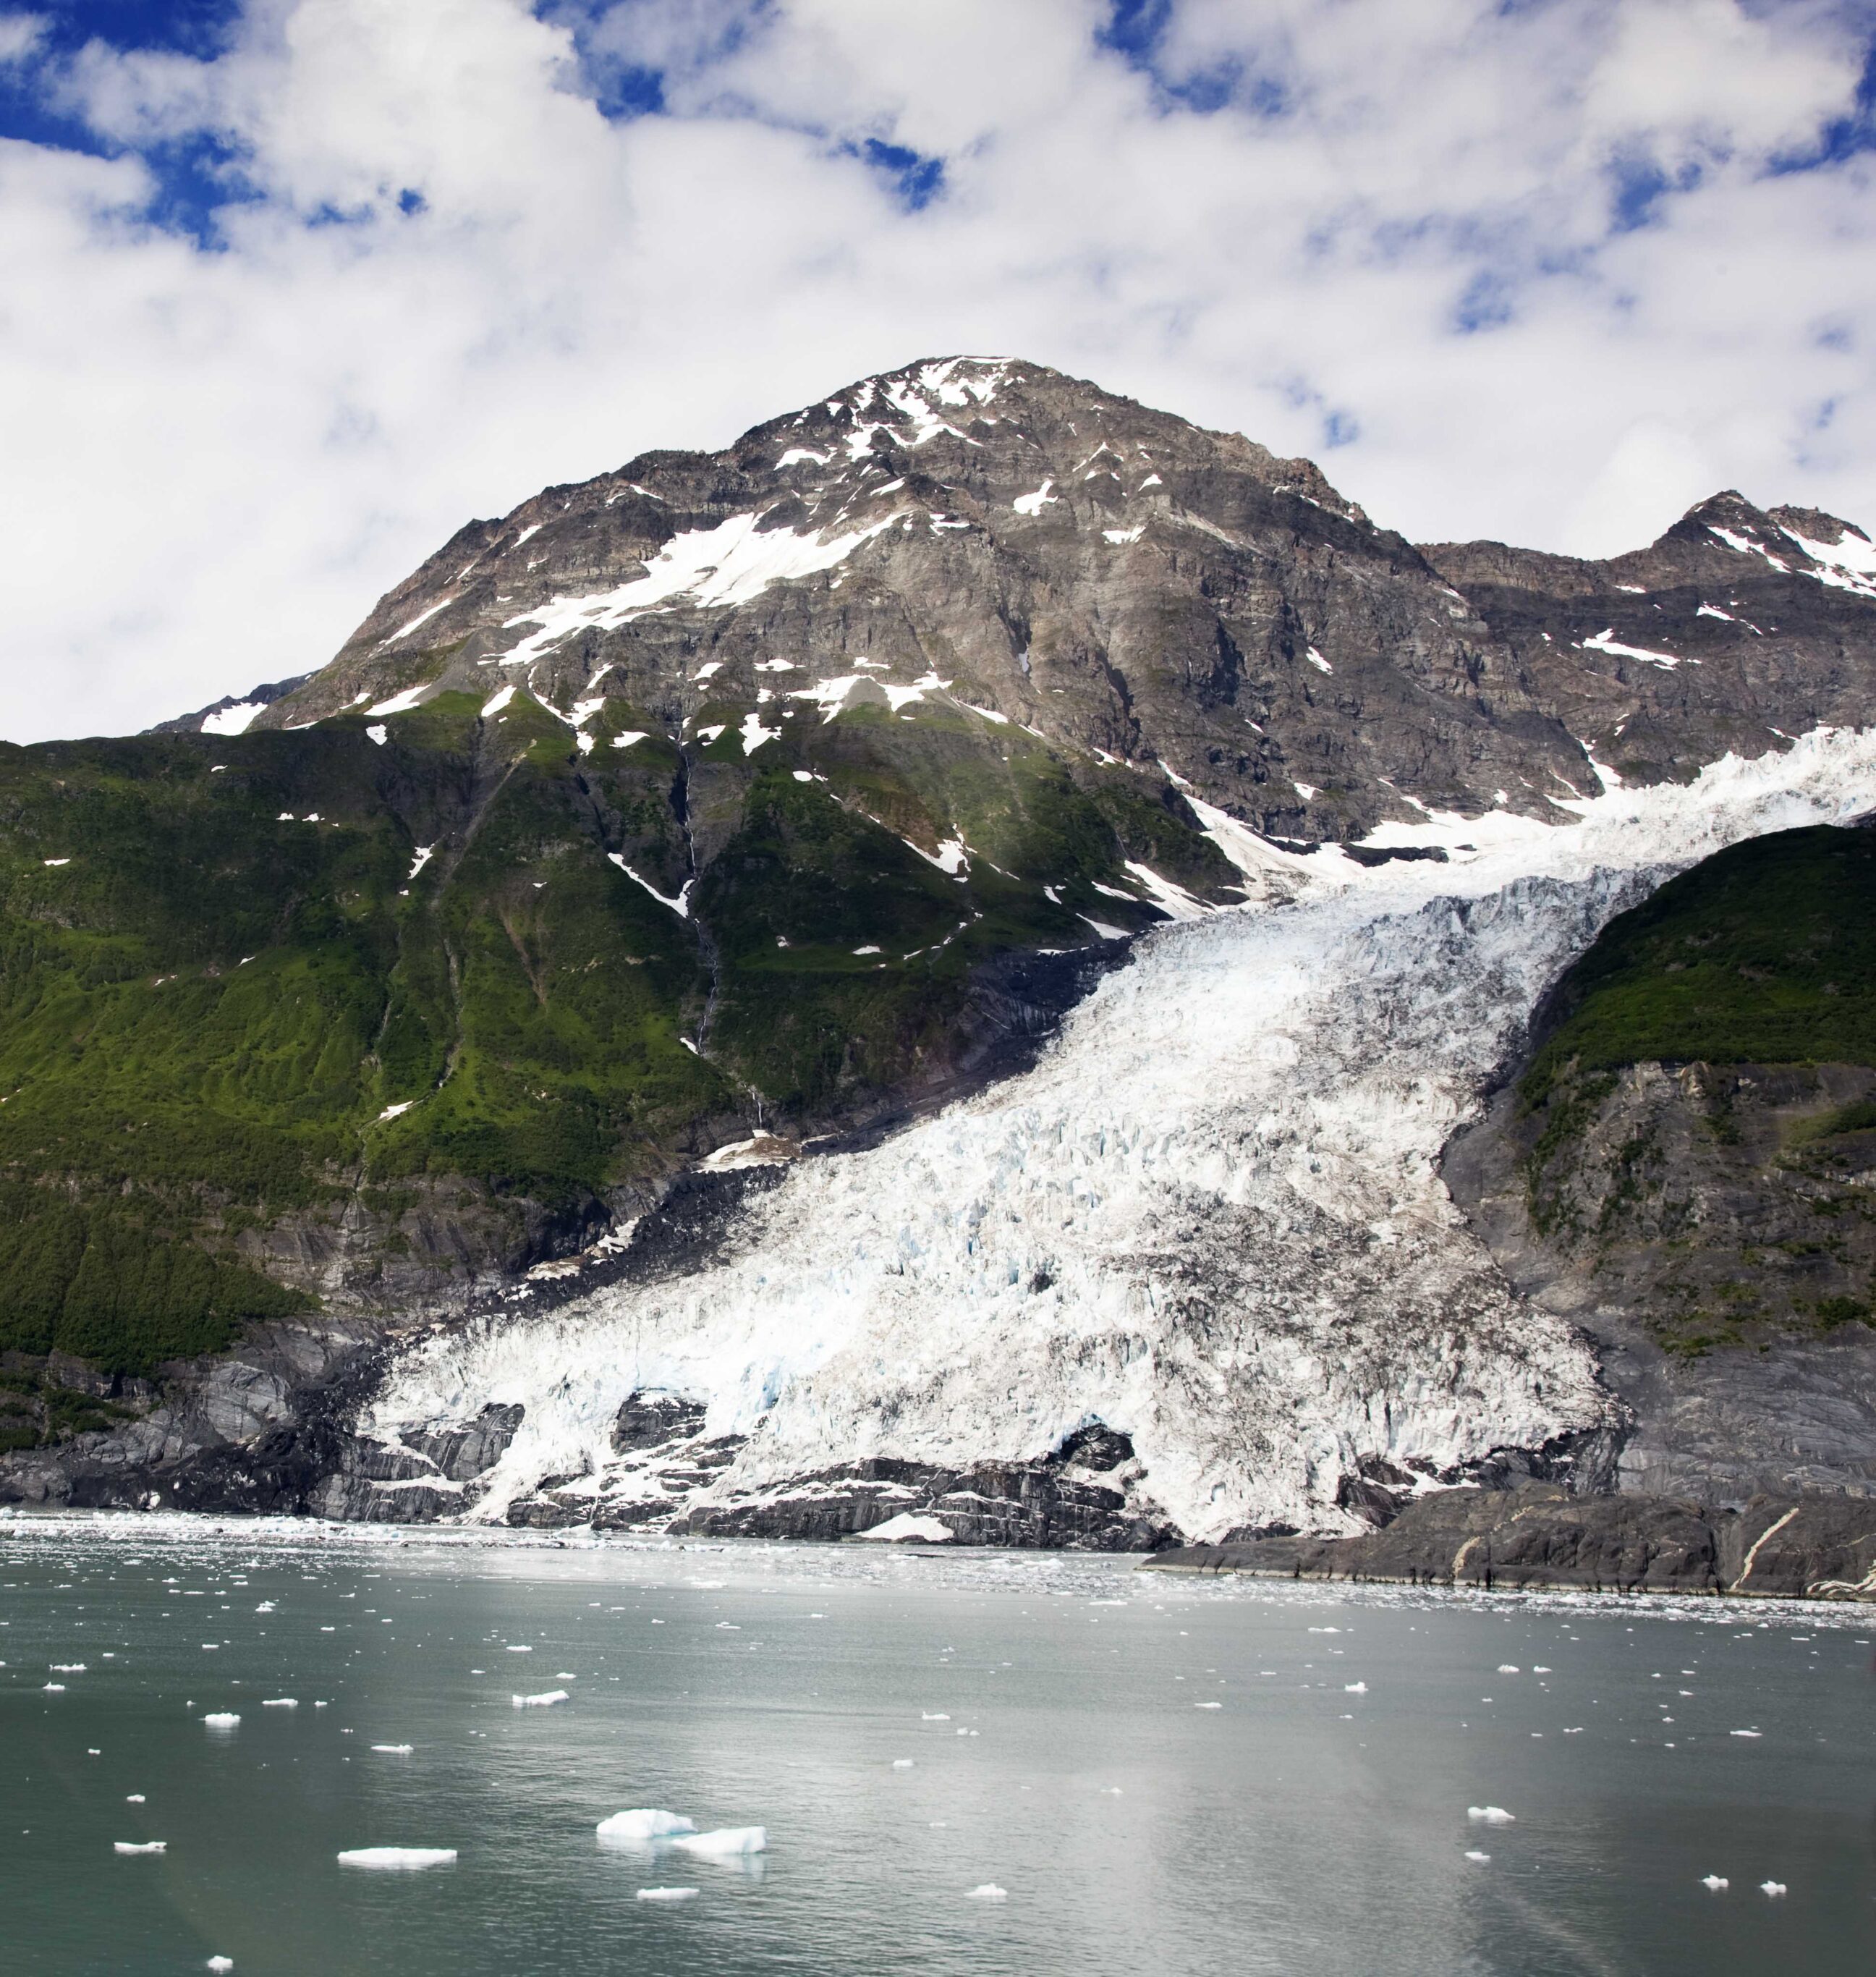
top-left (1, 0), bottom-right (1875, 739)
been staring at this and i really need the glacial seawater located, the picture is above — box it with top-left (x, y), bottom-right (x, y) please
top-left (0, 1521), bottom-right (1869, 1977)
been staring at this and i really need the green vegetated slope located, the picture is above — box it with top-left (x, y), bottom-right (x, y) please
top-left (0, 686), bottom-right (1233, 1379)
top-left (1516, 823), bottom-right (1876, 1349)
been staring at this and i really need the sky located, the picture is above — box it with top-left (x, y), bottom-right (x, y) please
top-left (1, 1), bottom-right (1875, 742)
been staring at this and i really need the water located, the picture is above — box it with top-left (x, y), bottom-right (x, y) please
top-left (1, 1520), bottom-right (1870, 1976)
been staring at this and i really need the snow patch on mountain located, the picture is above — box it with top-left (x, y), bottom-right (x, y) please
top-left (364, 727), bottom-right (1876, 1541)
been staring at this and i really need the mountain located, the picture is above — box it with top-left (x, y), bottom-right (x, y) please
top-left (2, 356), bottom-right (1874, 1588)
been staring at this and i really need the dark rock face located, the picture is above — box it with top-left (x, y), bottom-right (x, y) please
top-left (669, 1426), bottom-right (1176, 1550)
top-left (404, 1403), bottom-right (525, 1481)
top-left (610, 1391), bottom-right (705, 1452)
top-left (1145, 1487), bottom-right (1876, 1599)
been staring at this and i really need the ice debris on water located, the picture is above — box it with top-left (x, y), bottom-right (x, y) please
top-left (1464, 1851), bottom-right (1490, 1863)
top-left (1702, 1876), bottom-right (1728, 1892)
top-left (922, 1712), bottom-right (950, 1721)
top-left (261, 1698), bottom-right (297, 1709)
top-left (336, 1848), bottom-right (457, 1870)
top-left (1467, 1807), bottom-right (1515, 1824)
top-left (598, 1810), bottom-right (695, 1842)
top-left (1497, 1665), bottom-right (1521, 1675)
top-left (512, 1690), bottom-right (570, 1708)
top-left (371, 1744), bottom-right (415, 1755)
top-left (203, 1714), bottom-right (239, 1730)
top-left (114, 1841), bottom-right (166, 1855)
top-left (965, 1884), bottom-right (1008, 1902)
top-left (1760, 1881), bottom-right (1787, 1898)
top-left (670, 1827), bottom-right (767, 1858)
top-left (892, 1759), bottom-right (914, 1770)
top-left (636, 1887), bottom-right (700, 1902)
top-left (1344, 1682), bottom-right (1367, 1693)
top-left (208, 1960), bottom-right (234, 1973)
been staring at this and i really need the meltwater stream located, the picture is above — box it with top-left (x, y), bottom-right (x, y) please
top-left (0, 1521), bottom-right (1870, 1976)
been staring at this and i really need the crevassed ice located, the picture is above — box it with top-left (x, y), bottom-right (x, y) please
top-left (364, 727), bottom-right (1876, 1541)
top-left (496, 512), bottom-right (896, 670)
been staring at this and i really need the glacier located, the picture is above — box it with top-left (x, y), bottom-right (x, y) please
top-left (362, 727), bottom-right (1876, 1542)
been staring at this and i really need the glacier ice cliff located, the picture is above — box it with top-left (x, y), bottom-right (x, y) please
top-left (360, 729), bottom-right (1876, 1542)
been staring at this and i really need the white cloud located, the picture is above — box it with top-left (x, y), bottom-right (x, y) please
top-left (0, 14), bottom-right (44, 67)
top-left (0, 0), bottom-right (1872, 741)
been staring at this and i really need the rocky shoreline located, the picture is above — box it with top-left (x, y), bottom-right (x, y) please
top-left (1142, 1484), bottom-right (1876, 1601)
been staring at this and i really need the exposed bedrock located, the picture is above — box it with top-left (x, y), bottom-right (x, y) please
top-left (1143, 1486), bottom-right (1876, 1600)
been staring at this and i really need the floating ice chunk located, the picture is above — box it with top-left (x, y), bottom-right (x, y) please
top-left (554, 1673), bottom-right (577, 1681)
top-left (126, 1795), bottom-right (145, 1804)
top-left (504, 1645), bottom-right (532, 1653)
top-left (1194, 1701), bottom-right (1221, 1710)
top-left (255, 1601), bottom-right (276, 1614)
top-left (636, 1887), bottom-right (700, 1902)
top-left (1344, 1682), bottom-right (1367, 1693)
top-left (512, 1690), bottom-right (569, 1708)
top-left (1467, 1807), bottom-right (1515, 1824)
top-left (203, 1714), bottom-right (239, 1730)
top-left (337, 1848), bottom-right (457, 1870)
top-left (1760, 1881), bottom-right (1786, 1897)
top-left (1702, 1875), bottom-right (1728, 1892)
top-left (670, 1826), bottom-right (766, 1858)
top-left (261, 1698), bottom-right (297, 1709)
top-left (855, 1512), bottom-right (954, 1543)
top-left (1464, 1850), bottom-right (1490, 1863)
top-left (51, 1663), bottom-right (85, 1672)
top-left (114, 1840), bottom-right (166, 1855)
top-left (43, 1682), bottom-right (64, 1692)
top-left (1497, 1665), bottom-right (1521, 1675)
top-left (964, 1884), bottom-right (1008, 1902)
top-left (371, 1744), bottom-right (414, 1754)
top-left (1730, 1730), bottom-right (1762, 1738)
top-left (598, 1810), bottom-right (696, 1842)
top-left (891, 1759), bottom-right (914, 1770)
top-left (208, 1960), bottom-right (234, 1972)
top-left (1309, 1627), bottom-right (1341, 1634)
top-left (922, 1713), bottom-right (951, 1721)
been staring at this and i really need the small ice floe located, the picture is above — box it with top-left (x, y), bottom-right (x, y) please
top-left (1760, 1881), bottom-right (1787, 1897)
top-left (370, 1744), bottom-right (414, 1755)
top-left (43, 1683), bottom-right (64, 1693)
top-left (1497, 1664), bottom-right (1521, 1675)
top-left (1307, 1626), bottom-right (1340, 1634)
top-left (598, 1810), bottom-right (695, 1843)
top-left (208, 1959), bottom-right (234, 1972)
top-left (1730, 1730), bottom-right (1763, 1739)
top-left (336, 1848), bottom-right (457, 1871)
top-left (1194, 1701), bottom-right (1222, 1710)
top-left (922, 1712), bottom-right (951, 1722)
top-left (635, 1887), bottom-right (699, 1902)
top-left (1702, 1875), bottom-right (1729, 1892)
top-left (1344, 1682), bottom-right (1367, 1693)
top-left (203, 1714), bottom-right (239, 1730)
top-left (670, 1827), bottom-right (766, 1858)
top-left (504, 1645), bottom-right (532, 1653)
top-left (126, 1795), bottom-right (145, 1804)
top-left (891, 1759), bottom-right (914, 1771)
top-left (554, 1672), bottom-right (577, 1681)
top-left (964, 1884), bottom-right (1008, 1902)
top-left (1467, 1807), bottom-right (1516, 1825)
top-left (1532, 1666), bottom-right (1552, 1674)
top-left (1464, 1851), bottom-right (1490, 1863)
top-left (114, 1841), bottom-right (166, 1855)
top-left (51, 1663), bottom-right (85, 1673)
top-left (255, 1602), bottom-right (276, 1614)
top-left (512, 1690), bottom-right (569, 1709)
top-left (261, 1698), bottom-right (297, 1709)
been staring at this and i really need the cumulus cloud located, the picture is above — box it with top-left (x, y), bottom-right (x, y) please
top-left (0, 0), bottom-right (1872, 740)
